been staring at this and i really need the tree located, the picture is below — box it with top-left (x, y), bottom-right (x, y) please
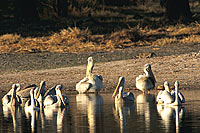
top-left (165, 0), bottom-right (192, 22)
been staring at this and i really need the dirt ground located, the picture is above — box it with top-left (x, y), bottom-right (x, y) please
top-left (0, 46), bottom-right (200, 95)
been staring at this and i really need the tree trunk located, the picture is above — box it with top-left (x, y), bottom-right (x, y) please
top-left (166, 0), bottom-right (192, 22)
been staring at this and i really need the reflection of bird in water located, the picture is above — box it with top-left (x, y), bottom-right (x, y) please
top-left (43, 107), bottom-right (68, 133)
top-left (24, 105), bottom-right (39, 133)
top-left (157, 105), bottom-right (185, 133)
top-left (76, 57), bottom-right (103, 94)
top-left (136, 64), bottom-right (156, 94)
top-left (76, 94), bottom-right (104, 133)
top-left (3, 106), bottom-right (22, 132)
top-left (2, 84), bottom-right (22, 106)
top-left (136, 93), bottom-right (156, 129)
top-left (112, 77), bottom-right (134, 103)
top-left (113, 99), bottom-right (135, 133)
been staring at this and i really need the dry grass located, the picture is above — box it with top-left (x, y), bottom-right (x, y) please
top-left (1, 1), bottom-right (200, 54)
top-left (0, 21), bottom-right (200, 53)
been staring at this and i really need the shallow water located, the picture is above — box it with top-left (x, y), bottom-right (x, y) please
top-left (1, 90), bottom-right (200, 133)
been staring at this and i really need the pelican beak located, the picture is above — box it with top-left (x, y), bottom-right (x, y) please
top-left (57, 86), bottom-right (66, 106)
top-left (35, 81), bottom-right (46, 99)
top-left (112, 78), bottom-right (122, 98)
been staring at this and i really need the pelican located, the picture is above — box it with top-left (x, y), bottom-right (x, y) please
top-left (171, 82), bottom-right (185, 103)
top-left (2, 84), bottom-right (22, 106)
top-left (24, 88), bottom-right (40, 111)
top-left (76, 57), bottom-right (103, 93)
top-left (112, 77), bottom-right (134, 103)
top-left (162, 81), bottom-right (182, 106)
top-left (136, 64), bottom-right (156, 93)
top-left (44, 85), bottom-right (69, 108)
top-left (156, 81), bottom-right (174, 104)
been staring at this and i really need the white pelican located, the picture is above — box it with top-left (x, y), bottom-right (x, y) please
top-left (136, 64), bottom-right (156, 93)
top-left (2, 84), bottom-right (22, 106)
top-left (171, 82), bottom-right (185, 103)
top-left (44, 85), bottom-right (69, 108)
top-left (163, 81), bottom-right (182, 106)
top-left (24, 88), bottom-right (40, 111)
top-left (156, 81), bottom-right (174, 104)
top-left (76, 57), bottom-right (103, 93)
top-left (112, 77), bottom-right (134, 103)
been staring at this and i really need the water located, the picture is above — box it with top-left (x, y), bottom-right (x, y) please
top-left (1, 90), bottom-right (200, 133)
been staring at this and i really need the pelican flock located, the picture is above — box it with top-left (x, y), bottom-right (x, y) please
top-left (1, 56), bottom-right (188, 132)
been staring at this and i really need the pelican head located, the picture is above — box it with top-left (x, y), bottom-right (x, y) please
top-left (174, 80), bottom-right (180, 89)
top-left (86, 57), bottom-right (94, 77)
top-left (143, 64), bottom-right (151, 76)
top-left (55, 85), bottom-right (66, 106)
top-left (30, 88), bottom-right (36, 108)
top-left (10, 84), bottom-right (18, 106)
top-left (144, 63), bottom-right (156, 83)
top-left (112, 77), bottom-right (125, 98)
top-left (15, 84), bottom-right (21, 92)
top-left (35, 81), bottom-right (46, 100)
top-left (164, 81), bottom-right (170, 92)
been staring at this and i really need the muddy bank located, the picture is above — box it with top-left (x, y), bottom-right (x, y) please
top-left (0, 43), bottom-right (199, 74)
top-left (0, 46), bottom-right (200, 95)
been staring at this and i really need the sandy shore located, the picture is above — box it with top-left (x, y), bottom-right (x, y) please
top-left (0, 51), bottom-right (199, 95)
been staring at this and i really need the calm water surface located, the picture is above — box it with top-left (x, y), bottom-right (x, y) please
top-left (1, 90), bottom-right (200, 133)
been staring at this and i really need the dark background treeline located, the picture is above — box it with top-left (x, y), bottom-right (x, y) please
top-left (0, 0), bottom-right (199, 36)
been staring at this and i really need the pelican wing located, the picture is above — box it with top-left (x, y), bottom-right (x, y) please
top-left (44, 86), bottom-right (56, 98)
top-left (171, 90), bottom-right (185, 103)
top-left (123, 92), bottom-right (134, 101)
top-left (136, 75), bottom-right (154, 91)
top-left (2, 95), bottom-right (11, 105)
top-left (157, 90), bottom-right (174, 104)
top-left (76, 77), bottom-right (91, 93)
top-left (44, 95), bottom-right (58, 107)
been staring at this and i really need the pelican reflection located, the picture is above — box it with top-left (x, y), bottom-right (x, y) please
top-left (76, 94), bottom-right (104, 133)
top-left (157, 105), bottom-right (185, 133)
top-left (136, 93), bottom-right (156, 129)
top-left (3, 106), bottom-right (22, 132)
top-left (43, 107), bottom-right (68, 133)
top-left (24, 106), bottom-right (39, 133)
top-left (113, 100), bottom-right (134, 133)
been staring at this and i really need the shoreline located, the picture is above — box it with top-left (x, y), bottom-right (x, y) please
top-left (0, 51), bottom-right (200, 95)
